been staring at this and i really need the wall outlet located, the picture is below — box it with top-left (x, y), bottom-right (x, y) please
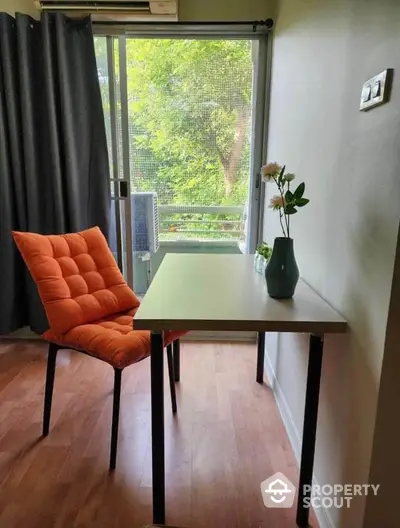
top-left (360, 69), bottom-right (393, 111)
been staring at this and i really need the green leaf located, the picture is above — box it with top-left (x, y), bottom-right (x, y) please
top-left (285, 205), bottom-right (298, 215)
top-left (296, 197), bottom-right (310, 207)
top-left (256, 242), bottom-right (272, 259)
top-left (285, 190), bottom-right (294, 203)
top-left (294, 182), bottom-right (305, 199)
top-left (278, 165), bottom-right (286, 185)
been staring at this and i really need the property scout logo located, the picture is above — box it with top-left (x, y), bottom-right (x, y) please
top-left (260, 472), bottom-right (380, 509)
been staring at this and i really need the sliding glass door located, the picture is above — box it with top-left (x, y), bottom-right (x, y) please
top-left (94, 28), bottom-right (269, 292)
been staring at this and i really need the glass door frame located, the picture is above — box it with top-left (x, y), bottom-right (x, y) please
top-left (95, 24), bottom-right (272, 285)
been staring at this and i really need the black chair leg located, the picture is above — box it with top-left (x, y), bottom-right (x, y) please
top-left (110, 368), bottom-right (122, 471)
top-left (167, 344), bottom-right (177, 414)
top-left (43, 343), bottom-right (58, 437)
top-left (256, 332), bottom-right (265, 384)
top-left (173, 339), bottom-right (180, 382)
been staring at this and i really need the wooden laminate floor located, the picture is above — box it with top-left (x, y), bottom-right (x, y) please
top-left (0, 339), bottom-right (318, 528)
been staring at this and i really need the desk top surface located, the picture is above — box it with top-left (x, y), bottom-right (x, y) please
top-left (134, 254), bottom-right (347, 334)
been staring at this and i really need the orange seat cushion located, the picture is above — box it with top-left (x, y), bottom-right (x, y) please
top-left (12, 227), bottom-right (140, 335)
top-left (43, 308), bottom-right (185, 368)
top-left (13, 227), bottom-right (186, 368)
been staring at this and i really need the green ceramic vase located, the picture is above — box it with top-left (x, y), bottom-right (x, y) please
top-left (265, 237), bottom-right (299, 299)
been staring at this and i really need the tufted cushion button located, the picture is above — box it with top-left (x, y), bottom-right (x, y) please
top-left (57, 256), bottom-right (80, 277)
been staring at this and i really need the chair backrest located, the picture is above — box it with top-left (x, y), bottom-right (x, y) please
top-left (13, 227), bottom-right (140, 335)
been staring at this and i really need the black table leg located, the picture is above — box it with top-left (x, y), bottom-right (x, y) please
top-left (256, 332), bottom-right (265, 383)
top-left (166, 344), bottom-right (177, 414)
top-left (296, 334), bottom-right (324, 527)
top-left (151, 331), bottom-right (165, 525)
top-left (173, 339), bottom-right (180, 382)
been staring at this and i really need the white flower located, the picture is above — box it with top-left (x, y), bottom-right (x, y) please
top-left (284, 173), bottom-right (296, 182)
top-left (269, 195), bottom-right (285, 210)
top-left (261, 162), bottom-right (282, 182)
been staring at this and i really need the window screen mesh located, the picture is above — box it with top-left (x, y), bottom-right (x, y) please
top-left (95, 37), bottom-right (254, 241)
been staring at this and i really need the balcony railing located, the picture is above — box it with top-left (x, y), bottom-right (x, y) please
top-left (159, 205), bottom-right (245, 242)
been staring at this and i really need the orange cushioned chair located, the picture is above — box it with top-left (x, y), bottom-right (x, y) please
top-left (13, 226), bottom-right (185, 470)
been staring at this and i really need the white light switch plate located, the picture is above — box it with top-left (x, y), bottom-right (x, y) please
top-left (360, 69), bottom-right (393, 111)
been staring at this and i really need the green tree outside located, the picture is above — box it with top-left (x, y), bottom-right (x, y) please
top-left (95, 37), bottom-right (253, 240)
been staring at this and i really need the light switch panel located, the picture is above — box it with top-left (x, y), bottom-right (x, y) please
top-left (360, 69), bottom-right (393, 111)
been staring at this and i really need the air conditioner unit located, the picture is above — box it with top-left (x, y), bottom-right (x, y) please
top-left (34, 0), bottom-right (178, 22)
top-left (109, 191), bottom-right (159, 256)
top-left (131, 192), bottom-right (159, 253)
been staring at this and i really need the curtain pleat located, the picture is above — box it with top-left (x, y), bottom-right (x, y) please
top-left (0, 12), bottom-right (110, 334)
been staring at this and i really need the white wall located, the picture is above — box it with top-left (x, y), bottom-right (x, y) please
top-left (179, 0), bottom-right (275, 21)
top-left (264, 1), bottom-right (400, 527)
top-left (0, 0), bottom-right (37, 16)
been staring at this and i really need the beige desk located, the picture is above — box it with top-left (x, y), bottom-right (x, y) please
top-left (134, 254), bottom-right (347, 527)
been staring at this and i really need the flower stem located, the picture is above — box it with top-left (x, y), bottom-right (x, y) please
top-left (279, 209), bottom-right (287, 237)
top-left (287, 181), bottom-right (290, 238)
top-left (273, 175), bottom-right (289, 237)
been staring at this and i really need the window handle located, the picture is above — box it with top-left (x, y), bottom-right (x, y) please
top-left (119, 180), bottom-right (128, 198)
top-left (110, 179), bottom-right (129, 200)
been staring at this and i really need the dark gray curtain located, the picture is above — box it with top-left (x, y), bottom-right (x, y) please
top-left (0, 12), bottom-right (110, 334)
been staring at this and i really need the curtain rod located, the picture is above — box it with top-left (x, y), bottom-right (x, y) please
top-left (94, 18), bottom-right (274, 31)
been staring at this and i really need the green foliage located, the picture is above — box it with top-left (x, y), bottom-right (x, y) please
top-left (94, 37), bottom-right (254, 239)
top-left (261, 162), bottom-right (310, 237)
top-left (296, 198), bottom-right (310, 207)
top-left (95, 37), bottom-right (252, 205)
top-left (125, 38), bottom-right (252, 206)
top-left (293, 182), bottom-right (305, 199)
top-left (284, 182), bottom-right (309, 215)
top-left (256, 241), bottom-right (272, 260)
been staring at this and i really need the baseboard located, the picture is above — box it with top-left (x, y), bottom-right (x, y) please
top-left (3, 327), bottom-right (41, 340)
top-left (182, 331), bottom-right (256, 342)
top-left (264, 351), bottom-right (335, 528)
